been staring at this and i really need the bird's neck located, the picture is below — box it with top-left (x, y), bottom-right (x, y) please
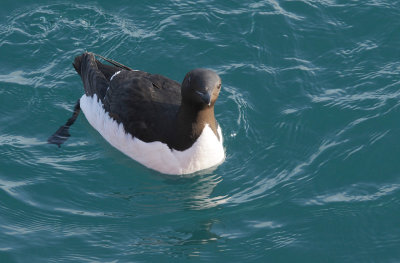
top-left (171, 103), bottom-right (218, 151)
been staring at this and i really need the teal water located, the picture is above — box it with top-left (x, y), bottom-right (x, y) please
top-left (1, 1), bottom-right (400, 262)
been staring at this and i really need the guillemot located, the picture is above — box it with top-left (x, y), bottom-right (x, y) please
top-left (48, 52), bottom-right (225, 175)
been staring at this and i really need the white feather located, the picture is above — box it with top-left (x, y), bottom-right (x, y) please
top-left (80, 94), bottom-right (225, 175)
top-left (110, 70), bottom-right (121, 81)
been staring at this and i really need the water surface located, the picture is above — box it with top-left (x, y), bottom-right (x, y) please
top-left (1, 1), bottom-right (400, 262)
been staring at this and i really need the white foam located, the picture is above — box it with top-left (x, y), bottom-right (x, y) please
top-left (80, 94), bottom-right (225, 175)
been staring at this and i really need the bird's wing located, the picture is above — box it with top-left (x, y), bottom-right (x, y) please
top-left (103, 70), bottom-right (181, 143)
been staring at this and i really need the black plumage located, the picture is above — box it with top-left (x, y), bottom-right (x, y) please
top-left (71, 52), bottom-right (222, 151)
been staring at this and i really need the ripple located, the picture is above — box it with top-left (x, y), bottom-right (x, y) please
top-left (0, 71), bottom-right (33, 85)
top-left (1, 0), bottom-right (400, 261)
top-left (300, 183), bottom-right (400, 206)
top-left (226, 138), bottom-right (345, 205)
top-left (246, 220), bottom-right (283, 229)
top-left (0, 177), bottom-right (37, 199)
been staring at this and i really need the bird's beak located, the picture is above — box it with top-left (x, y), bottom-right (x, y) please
top-left (196, 90), bottom-right (211, 106)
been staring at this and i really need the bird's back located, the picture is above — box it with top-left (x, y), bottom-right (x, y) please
top-left (74, 53), bottom-right (182, 145)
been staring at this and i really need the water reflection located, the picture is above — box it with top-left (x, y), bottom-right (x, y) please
top-left (176, 220), bottom-right (220, 246)
top-left (166, 219), bottom-right (223, 259)
top-left (161, 171), bottom-right (230, 210)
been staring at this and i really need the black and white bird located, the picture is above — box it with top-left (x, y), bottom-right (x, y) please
top-left (48, 52), bottom-right (225, 174)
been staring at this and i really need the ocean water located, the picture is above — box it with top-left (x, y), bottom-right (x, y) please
top-left (1, 0), bottom-right (400, 262)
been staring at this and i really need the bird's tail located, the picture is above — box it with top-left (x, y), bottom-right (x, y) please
top-left (72, 54), bottom-right (83, 76)
top-left (49, 52), bottom-right (132, 147)
top-left (72, 52), bottom-right (133, 76)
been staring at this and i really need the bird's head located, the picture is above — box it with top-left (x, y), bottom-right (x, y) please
top-left (181, 68), bottom-right (222, 108)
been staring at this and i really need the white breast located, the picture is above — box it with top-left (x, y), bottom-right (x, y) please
top-left (79, 94), bottom-right (225, 175)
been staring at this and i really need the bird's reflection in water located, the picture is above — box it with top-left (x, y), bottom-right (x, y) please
top-left (160, 167), bottom-right (230, 211)
top-left (177, 220), bottom-right (220, 245)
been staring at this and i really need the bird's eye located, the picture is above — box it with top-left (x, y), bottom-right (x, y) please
top-left (217, 84), bottom-right (221, 89)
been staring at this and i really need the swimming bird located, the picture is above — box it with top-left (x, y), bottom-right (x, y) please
top-left (48, 52), bottom-right (225, 174)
